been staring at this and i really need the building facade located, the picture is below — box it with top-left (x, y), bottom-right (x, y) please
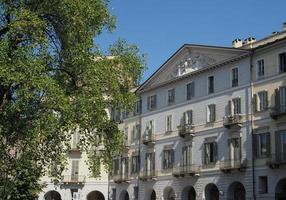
top-left (111, 24), bottom-right (286, 200)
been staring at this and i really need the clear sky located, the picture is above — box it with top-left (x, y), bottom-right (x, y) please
top-left (95, 0), bottom-right (286, 81)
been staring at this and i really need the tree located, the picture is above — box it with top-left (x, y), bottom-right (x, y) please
top-left (0, 0), bottom-right (145, 199)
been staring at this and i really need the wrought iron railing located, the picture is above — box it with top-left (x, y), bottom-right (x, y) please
top-left (62, 175), bottom-right (86, 183)
top-left (142, 134), bottom-right (155, 145)
top-left (223, 114), bottom-right (243, 128)
top-left (219, 159), bottom-right (247, 172)
top-left (177, 124), bottom-right (195, 138)
top-left (139, 170), bottom-right (157, 181)
top-left (270, 105), bottom-right (286, 119)
top-left (172, 164), bottom-right (200, 177)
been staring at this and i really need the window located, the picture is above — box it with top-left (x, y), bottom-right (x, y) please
top-left (228, 98), bottom-right (241, 115)
top-left (146, 120), bottom-right (154, 137)
top-left (207, 104), bottom-right (216, 122)
top-left (254, 133), bottom-right (270, 158)
top-left (204, 142), bottom-right (217, 164)
top-left (259, 176), bottom-right (268, 194)
top-left (231, 67), bottom-right (239, 87)
top-left (131, 155), bottom-right (140, 174)
top-left (71, 131), bottom-right (80, 149)
top-left (124, 127), bottom-right (128, 142)
top-left (113, 158), bottom-right (120, 175)
top-left (145, 152), bottom-right (155, 173)
top-left (132, 124), bottom-right (140, 142)
top-left (277, 130), bottom-right (286, 161)
top-left (71, 160), bottom-right (79, 180)
top-left (182, 145), bottom-right (192, 167)
top-left (121, 157), bottom-right (129, 176)
top-left (279, 86), bottom-right (286, 112)
top-left (186, 82), bottom-right (195, 100)
top-left (162, 149), bottom-right (174, 169)
top-left (208, 76), bottom-right (214, 94)
top-left (279, 52), bottom-right (286, 73)
top-left (168, 88), bottom-right (175, 105)
top-left (257, 59), bottom-right (265, 78)
top-left (183, 110), bottom-right (193, 125)
top-left (166, 115), bottom-right (172, 132)
top-left (257, 91), bottom-right (268, 111)
top-left (133, 99), bottom-right (142, 115)
top-left (228, 138), bottom-right (241, 161)
top-left (147, 95), bottom-right (157, 110)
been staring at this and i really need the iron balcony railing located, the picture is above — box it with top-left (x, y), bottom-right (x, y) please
top-left (267, 153), bottom-right (286, 168)
top-left (223, 114), bottom-right (243, 129)
top-left (177, 124), bottom-right (195, 138)
top-left (62, 175), bottom-right (86, 184)
top-left (219, 159), bottom-right (247, 172)
top-left (142, 134), bottom-right (155, 145)
top-left (139, 170), bottom-right (157, 181)
top-left (270, 105), bottom-right (286, 119)
top-left (172, 164), bottom-right (200, 177)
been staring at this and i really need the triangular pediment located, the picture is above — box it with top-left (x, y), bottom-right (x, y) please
top-left (138, 44), bottom-right (250, 92)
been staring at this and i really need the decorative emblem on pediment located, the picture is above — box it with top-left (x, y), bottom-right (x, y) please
top-left (172, 52), bottom-right (216, 77)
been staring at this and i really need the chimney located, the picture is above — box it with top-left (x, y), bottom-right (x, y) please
top-left (283, 22), bottom-right (286, 31)
top-left (244, 37), bottom-right (256, 45)
top-left (232, 39), bottom-right (243, 48)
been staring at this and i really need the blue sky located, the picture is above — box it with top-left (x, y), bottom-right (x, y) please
top-left (96, 0), bottom-right (286, 81)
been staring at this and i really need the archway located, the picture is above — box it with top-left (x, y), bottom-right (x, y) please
top-left (227, 182), bottom-right (245, 200)
top-left (151, 190), bottom-right (156, 200)
top-left (205, 183), bottom-right (219, 200)
top-left (44, 191), bottom-right (61, 200)
top-left (163, 187), bottom-right (175, 200)
top-left (119, 190), bottom-right (129, 200)
top-left (276, 178), bottom-right (286, 200)
top-left (87, 191), bottom-right (105, 200)
top-left (182, 186), bottom-right (196, 200)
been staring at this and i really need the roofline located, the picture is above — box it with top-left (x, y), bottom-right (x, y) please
top-left (136, 43), bottom-right (250, 93)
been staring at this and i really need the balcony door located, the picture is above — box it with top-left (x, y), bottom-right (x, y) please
top-left (71, 160), bottom-right (79, 181)
top-left (229, 138), bottom-right (241, 166)
top-left (182, 145), bottom-right (192, 172)
top-left (145, 153), bottom-right (155, 176)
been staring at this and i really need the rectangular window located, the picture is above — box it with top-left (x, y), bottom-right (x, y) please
top-left (182, 145), bottom-right (192, 167)
top-left (147, 95), bottom-right (157, 110)
top-left (133, 99), bottom-right (141, 115)
top-left (255, 133), bottom-right (270, 158)
top-left (166, 115), bottom-right (172, 132)
top-left (257, 59), bottom-right (265, 78)
top-left (71, 160), bottom-right (79, 180)
top-left (168, 88), bottom-right (175, 105)
top-left (257, 91), bottom-right (268, 111)
top-left (279, 52), bottom-right (286, 73)
top-left (72, 131), bottom-right (80, 149)
top-left (183, 110), bottom-right (193, 125)
top-left (121, 157), bottom-right (129, 177)
top-left (131, 155), bottom-right (140, 174)
top-left (232, 67), bottom-right (239, 87)
top-left (208, 76), bottom-right (214, 94)
top-left (112, 188), bottom-right (116, 200)
top-left (207, 104), bottom-right (216, 122)
top-left (279, 130), bottom-right (286, 161)
top-left (162, 149), bottom-right (174, 169)
top-left (124, 127), bottom-right (128, 143)
top-left (146, 120), bottom-right (154, 137)
top-left (259, 176), bottom-right (268, 194)
top-left (280, 86), bottom-right (286, 113)
top-left (145, 152), bottom-right (155, 174)
top-left (186, 82), bottom-right (195, 100)
top-left (228, 138), bottom-right (241, 161)
top-left (132, 124), bottom-right (140, 142)
top-left (113, 158), bottom-right (120, 175)
top-left (233, 98), bottom-right (241, 114)
top-left (204, 142), bottom-right (217, 164)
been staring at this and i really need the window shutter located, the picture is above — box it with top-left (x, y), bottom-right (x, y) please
top-left (202, 144), bottom-right (206, 164)
top-left (171, 150), bottom-right (174, 167)
top-left (213, 143), bottom-right (218, 162)
top-left (154, 95), bottom-right (157, 108)
top-left (212, 104), bottom-right (216, 121)
top-left (228, 100), bottom-right (233, 116)
top-left (253, 134), bottom-right (258, 158)
top-left (266, 132), bottom-right (271, 157)
top-left (275, 131), bottom-right (281, 160)
top-left (190, 110), bottom-right (193, 125)
top-left (265, 91), bottom-right (269, 109)
top-left (253, 94), bottom-right (257, 112)
top-left (238, 98), bottom-right (241, 114)
top-left (147, 96), bottom-right (150, 110)
top-left (275, 88), bottom-right (280, 110)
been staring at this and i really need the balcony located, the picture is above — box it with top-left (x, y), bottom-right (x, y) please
top-left (267, 153), bottom-right (286, 169)
top-left (142, 134), bottom-right (155, 145)
top-left (270, 105), bottom-right (286, 120)
top-left (123, 140), bottom-right (131, 150)
top-left (223, 114), bottom-right (243, 129)
top-left (62, 175), bottom-right (86, 184)
top-left (139, 170), bottom-right (157, 181)
top-left (172, 164), bottom-right (200, 178)
top-left (177, 124), bottom-right (195, 138)
top-left (112, 173), bottom-right (131, 183)
top-left (219, 159), bottom-right (247, 173)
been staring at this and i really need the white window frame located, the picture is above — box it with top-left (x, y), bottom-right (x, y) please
top-left (207, 104), bottom-right (216, 123)
top-left (257, 91), bottom-right (268, 111)
top-left (186, 81), bottom-right (195, 100)
top-left (278, 51), bottom-right (286, 73)
top-left (167, 88), bottom-right (175, 105)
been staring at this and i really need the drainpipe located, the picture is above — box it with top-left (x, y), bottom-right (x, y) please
top-left (249, 51), bottom-right (256, 200)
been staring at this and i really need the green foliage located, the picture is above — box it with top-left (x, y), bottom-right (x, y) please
top-left (0, 0), bottom-right (145, 199)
